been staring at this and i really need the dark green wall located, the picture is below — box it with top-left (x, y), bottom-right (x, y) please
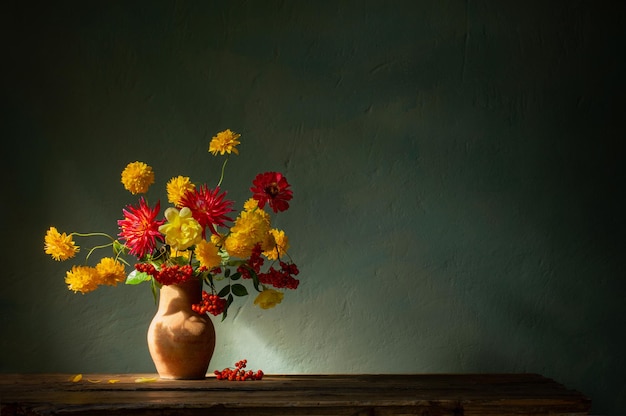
top-left (2, 1), bottom-right (625, 414)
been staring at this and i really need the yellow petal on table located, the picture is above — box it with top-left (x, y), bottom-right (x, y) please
top-left (87, 379), bottom-right (102, 383)
top-left (70, 374), bottom-right (83, 382)
top-left (135, 377), bottom-right (158, 383)
top-left (108, 379), bottom-right (120, 384)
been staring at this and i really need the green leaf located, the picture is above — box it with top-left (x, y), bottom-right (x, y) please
top-left (205, 273), bottom-right (214, 287)
top-left (217, 285), bottom-right (231, 298)
top-left (224, 268), bottom-right (231, 278)
top-left (230, 272), bottom-right (241, 281)
top-left (125, 270), bottom-right (152, 285)
top-left (219, 250), bottom-right (230, 263)
top-left (250, 269), bottom-right (261, 292)
top-left (231, 283), bottom-right (248, 297)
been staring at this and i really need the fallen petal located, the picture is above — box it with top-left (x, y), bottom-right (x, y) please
top-left (135, 377), bottom-right (158, 383)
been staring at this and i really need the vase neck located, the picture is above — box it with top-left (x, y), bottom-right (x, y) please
top-left (158, 278), bottom-right (202, 313)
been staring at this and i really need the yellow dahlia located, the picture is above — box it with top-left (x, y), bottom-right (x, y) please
top-left (166, 176), bottom-right (195, 207)
top-left (44, 227), bottom-right (79, 261)
top-left (254, 289), bottom-right (284, 309)
top-left (209, 129), bottom-right (241, 155)
top-left (95, 257), bottom-right (126, 286)
top-left (121, 161), bottom-right (155, 195)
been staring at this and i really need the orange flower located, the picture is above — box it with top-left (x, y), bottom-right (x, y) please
top-left (121, 161), bottom-right (155, 195)
top-left (44, 227), bottom-right (79, 261)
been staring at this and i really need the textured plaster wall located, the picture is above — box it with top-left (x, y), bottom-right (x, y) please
top-left (2, 1), bottom-right (625, 414)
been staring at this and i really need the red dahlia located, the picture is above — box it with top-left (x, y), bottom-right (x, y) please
top-left (250, 172), bottom-right (293, 213)
top-left (117, 198), bottom-right (166, 258)
top-left (179, 185), bottom-right (234, 237)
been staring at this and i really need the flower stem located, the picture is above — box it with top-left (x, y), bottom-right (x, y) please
top-left (85, 242), bottom-right (114, 262)
top-left (72, 232), bottom-right (115, 241)
top-left (216, 157), bottom-right (229, 188)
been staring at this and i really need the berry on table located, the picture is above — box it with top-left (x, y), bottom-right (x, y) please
top-left (214, 359), bottom-right (264, 381)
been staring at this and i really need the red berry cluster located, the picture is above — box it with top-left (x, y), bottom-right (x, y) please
top-left (258, 262), bottom-right (300, 289)
top-left (237, 244), bottom-right (299, 290)
top-left (237, 244), bottom-right (264, 278)
top-left (248, 245), bottom-right (265, 272)
top-left (135, 262), bottom-right (157, 275)
top-left (192, 291), bottom-right (227, 316)
top-left (135, 263), bottom-right (194, 285)
top-left (214, 359), bottom-right (264, 381)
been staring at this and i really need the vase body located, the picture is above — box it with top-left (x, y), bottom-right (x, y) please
top-left (147, 278), bottom-right (216, 379)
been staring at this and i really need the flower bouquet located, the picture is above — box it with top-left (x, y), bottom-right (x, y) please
top-left (44, 129), bottom-right (300, 320)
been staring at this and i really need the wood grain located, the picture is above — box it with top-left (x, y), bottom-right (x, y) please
top-left (0, 373), bottom-right (591, 415)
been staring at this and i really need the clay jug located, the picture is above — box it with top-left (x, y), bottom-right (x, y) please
top-left (147, 278), bottom-right (216, 379)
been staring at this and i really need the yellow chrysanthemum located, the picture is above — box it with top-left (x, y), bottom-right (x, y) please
top-left (195, 240), bottom-right (222, 269)
top-left (263, 229), bottom-right (289, 260)
top-left (166, 176), bottom-right (195, 207)
top-left (209, 129), bottom-right (241, 156)
top-left (241, 201), bottom-right (271, 222)
top-left (121, 161), bottom-right (155, 195)
top-left (254, 289), bottom-right (284, 309)
top-left (158, 207), bottom-right (203, 251)
top-left (44, 227), bottom-right (79, 261)
top-left (224, 209), bottom-right (271, 258)
top-left (95, 257), bottom-right (126, 286)
top-left (243, 198), bottom-right (258, 212)
top-left (257, 211), bottom-right (275, 251)
top-left (65, 265), bottom-right (100, 294)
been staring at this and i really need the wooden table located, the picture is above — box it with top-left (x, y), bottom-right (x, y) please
top-left (0, 373), bottom-right (591, 415)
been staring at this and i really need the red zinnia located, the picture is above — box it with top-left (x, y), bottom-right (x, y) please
top-left (117, 198), bottom-right (166, 258)
top-left (250, 172), bottom-right (293, 213)
top-left (179, 185), bottom-right (234, 236)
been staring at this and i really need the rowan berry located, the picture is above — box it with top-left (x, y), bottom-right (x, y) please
top-left (213, 359), bottom-right (263, 381)
top-left (153, 264), bottom-right (195, 285)
top-left (135, 263), bottom-right (157, 276)
top-left (192, 291), bottom-right (228, 316)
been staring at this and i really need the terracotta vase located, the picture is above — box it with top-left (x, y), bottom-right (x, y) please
top-left (147, 278), bottom-right (216, 379)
